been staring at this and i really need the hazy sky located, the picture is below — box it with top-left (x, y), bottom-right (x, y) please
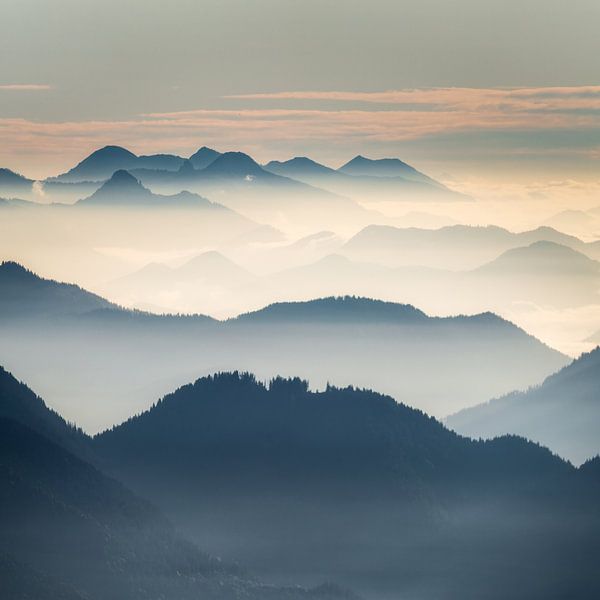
top-left (1, 0), bottom-right (600, 181)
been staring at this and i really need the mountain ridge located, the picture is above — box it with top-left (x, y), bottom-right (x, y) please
top-left (93, 370), bottom-right (600, 599)
top-left (446, 346), bottom-right (600, 464)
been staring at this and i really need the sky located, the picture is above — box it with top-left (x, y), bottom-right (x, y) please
top-left (1, 0), bottom-right (600, 184)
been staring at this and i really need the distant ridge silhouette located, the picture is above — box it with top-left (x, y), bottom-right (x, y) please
top-left (0, 261), bottom-right (114, 317)
top-left (0, 263), bottom-right (569, 427)
top-left (189, 146), bottom-right (221, 169)
top-left (0, 167), bottom-right (34, 187)
top-left (201, 151), bottom-right (267, 178)
top-left (339, 154), bottom-right (439, 185)
top-left (51, 145), bottom-right (187, 182)
top-left (77, 169), bottom-right (226, 208)
top-left (233, 296), bottom-right (428, 323)
top-left (447, 345), bottom-right (600, 464)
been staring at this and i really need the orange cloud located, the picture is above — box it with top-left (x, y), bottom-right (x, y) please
top-left (1, 86), bottom-right (599, 179)
top-left (0, 84), bottom-right (52, 91)
top-left (225, 86), bottom-right (600, 112)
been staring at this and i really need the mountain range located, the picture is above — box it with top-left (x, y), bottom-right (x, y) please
top-left (0, 366), bottom-right (358, 600)
top-left (77, 169), bottom-right (231, 208)
top-left (117, 239), bottom-right (598, 320)
top-left (0, 145), bottom-right (465, 212)
top-left (4, 360), bottom-right (600, 599)
top-left (0, 167), bottom-right (36, 198)
top-left (342, 223), bottom-right (600, 269)
top-left (104, 251), bottom-right (258, 314)
top-left (93, 371), bottom-right (600, 599)
top-left (264, 155), bottom-right (463, 202)
top-left (0, 262), bottom-right (568, 431)
top-left (0, 261), bottom-right (114, 319)
top-left (51, 145), bottom-right (187, 182)
top-left (447, 346), bottom-right (600, 464)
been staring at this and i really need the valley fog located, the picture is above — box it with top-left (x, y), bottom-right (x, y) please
top-left (2, 173), bottom-right (599, 356)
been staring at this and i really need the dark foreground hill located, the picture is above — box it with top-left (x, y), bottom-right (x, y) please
top-left (447, 346), bottom-right (600, 464)
top-left (0, 367), bottom-right (359, 600)
top-left (95, 372), bottom-right (600, 600)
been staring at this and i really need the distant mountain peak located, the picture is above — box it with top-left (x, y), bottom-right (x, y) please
top-left (53, 146), bottom-right (139, 183)
top-left (447, 345), bottom-right (600, 465)
top-left (0, 262), bottom-right (114, 318)
top-left (342, 155), bottom-right (411, 169)
top-left (277, 156), bottom-right (325, 167)
top-left (107, 168), bottom-right (140, 184)
top-left (88, 145), bottom-right (137, 159)
top-left (338, 155), bottom-right (439, 186)
top-left (179, 251), bottom-right (252, 278)
top-left (484, 240), bottom-right (599, 273)
top-left (177, 159), bottom-right (196, 175)
top-left (203, 151), bottom-right (265, 177)
top-left (211, 151), bottom-right (258, 167)
top-left (265, 156), bottom-right (337, 176)
top-left (189, 146), bottom-right (221, 169)
top-left (77, 170), bottom-right (151, 205)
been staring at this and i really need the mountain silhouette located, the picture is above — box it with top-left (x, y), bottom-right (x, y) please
top-left (339, 155), bottom-right (440, 185)
top-left (54, 146), bottom-right (138, 182)
top-left (94, 371), bottom-right (600, 599)
top-left (0, 365), bottom-right (86, 456)
top-left (78, 169), bottom-right (227, 208)
top-left (0, 261), bottom-right (114, 318)
top-left (106, 251), bottom-right (257, 311)
top-left (467, 241), bottom-right (600, 308)
top-left (0, 265), bottom-right (569, 429)
top-left (136, 152), bottom-right (185, 171)
top-left (265, 155), bottom-right (463, 202)
top-left (343, 223), bottom-right (599, 269)
top-left (339, 154), bottom-right (436, 182)
top-left (0, 167), bottom-right (34, 188)
top-left (580, 455), bottom-right (600, 483)
top-left (0, 366), bottom-right (361, 600)
top-left (234, 292), bottom-right (426, 324)
top-left (201, 151), bottom-right (277, 179)
top-left (0, 168), bottom-right (35, 198)
top-left (476, 240), bottom-right (600, 275)
top-left (266, 156), bottom-right (340, 178)
top-left (544, 208), bottom-right (598, 233)
top-left (447, 346), bottom-right (600, 464)
top-left (51, 146), bottom-right (186, 183)
top-left (189, 146), bottom-right (221, 169)
top-left (50, 146), bottom-right (378, 234)
top-left (129, 150), bottom-right (337, 194)
top-left (177, 158), bottom-right (196, 176)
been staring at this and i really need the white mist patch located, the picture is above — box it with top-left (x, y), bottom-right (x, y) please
top-left (501, 301), bottom-right (600, 357)
top-left (32, 180), bottom-right (47, 201)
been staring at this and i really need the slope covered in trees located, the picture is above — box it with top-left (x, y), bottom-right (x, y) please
top-left (95, 372), bottom-right (600, 599)
top-left (0, 367), bottom-right (359, 600)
